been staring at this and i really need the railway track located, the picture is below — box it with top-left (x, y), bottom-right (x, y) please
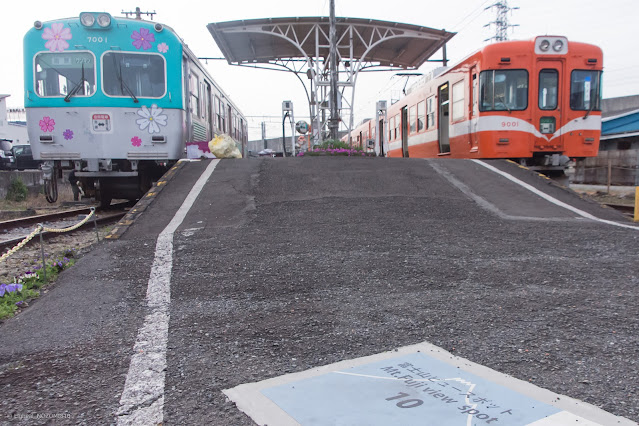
top-left (0, 204), bottom-right (129, 251)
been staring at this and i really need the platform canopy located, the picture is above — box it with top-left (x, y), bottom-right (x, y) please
top-left (208, 17), bottom-right (455, 69)
top-left (206, 17), bottom-right (455, 146)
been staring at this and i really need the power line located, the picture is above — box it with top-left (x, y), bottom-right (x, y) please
top-left (451, 0), bottom-right (493, 32)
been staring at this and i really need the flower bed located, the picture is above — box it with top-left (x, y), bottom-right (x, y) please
top-left (0, 249), bottom-right (77, 320)
top-left (297, 140), bottom-right (376, 157)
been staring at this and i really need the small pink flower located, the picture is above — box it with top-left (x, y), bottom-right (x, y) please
top-left (42, 23), bottom-right (72, 52)
top-left (131, 136), bottom-right (142, 147)
top-left (39, 116), bottom-right (55, 132)
top-left (157, 42), bottom-right (169, 53)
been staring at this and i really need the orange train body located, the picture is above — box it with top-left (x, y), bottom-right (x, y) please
top-left (347, 37), bottom-right (603, 166)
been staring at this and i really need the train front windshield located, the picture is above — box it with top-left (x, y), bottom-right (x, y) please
top-left (102, 52), bottom-right (166, 98)
top-left (35, 51), bottom-right (96, 98)
top-left (570, 70), bottom-right (602, 111)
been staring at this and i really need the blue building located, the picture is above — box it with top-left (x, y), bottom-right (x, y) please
top-left (601, 95), bottom-right (639, 150)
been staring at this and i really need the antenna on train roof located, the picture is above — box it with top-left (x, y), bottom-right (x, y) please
top-left (122, 7), bottom-right (156, 21)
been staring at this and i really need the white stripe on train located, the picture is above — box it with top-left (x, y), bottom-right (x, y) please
top-left (386, 115), bottom-right (601, 151)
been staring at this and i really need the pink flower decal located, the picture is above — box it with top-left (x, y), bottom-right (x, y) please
top-left (131, 136), bottom-right (142, 147)
top-left (42, 23), bottom-right (72, 52)
top-left (157, 42), bottom-right (169, 53)
top-left (63, 129), bottom-right (74, 140)
top-left (131, 28), bottom-right (155, 50)
top-left (39, 116), bottom-right (55, 132)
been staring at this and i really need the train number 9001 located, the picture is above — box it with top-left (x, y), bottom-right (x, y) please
top-left (501, 121), bottom-right (519, 128)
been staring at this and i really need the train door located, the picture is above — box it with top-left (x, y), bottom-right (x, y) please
top-left (183, 57), bottom-right (193, 142)
top-left (438, 83), bottom-right (450, 153)
top-left (206, 83), bottom-right (213, 139)
top-left (470, 69), bottom-right (479, 151)
top-left (536, 61), bottom-right (563, 151)
top-left (401, 107), bottom-right (409, 157)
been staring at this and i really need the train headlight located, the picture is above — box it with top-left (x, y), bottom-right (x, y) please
top-left (97, 13), bottom-right (111, 28)
top-left (154, 23), bottom-right (163, 32)
top-left (34, 20), bottom-right (43, 30)
top-left (80, 13), bottom-right (95, 27)
top-left (552, 40), bottom-right (564, 52)
top-left (539, 40), bottom-right (550, 52)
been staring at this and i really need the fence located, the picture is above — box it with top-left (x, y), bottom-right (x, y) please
top-left (572, 149), bottom-right (639, 186)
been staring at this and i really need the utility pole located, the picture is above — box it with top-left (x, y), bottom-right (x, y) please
top-left (261, 122), bottom-right (266, 150)
top-left (484, 1), bottom-right (519, 43)
top-left (328, 0), bottom-right (339, 141)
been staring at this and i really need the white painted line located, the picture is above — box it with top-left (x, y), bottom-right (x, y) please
top-left (117, 159), bottom-right (220, 425)
top-left (526, 410), bottom-right (601, 426)
top-left (472, 160), bottom-right (639, 230)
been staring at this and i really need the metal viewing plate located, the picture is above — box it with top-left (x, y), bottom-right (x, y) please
top-left (223, 342), bottom-right (633, 426)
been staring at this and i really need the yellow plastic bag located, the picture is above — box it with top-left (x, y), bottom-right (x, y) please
top-left (208, 135), bottom-right (242, 159)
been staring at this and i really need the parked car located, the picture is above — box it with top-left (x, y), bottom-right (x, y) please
top-left (0, 139), bottom-right (15, 170)
top-left (10, 145), bottom-right (41, 170)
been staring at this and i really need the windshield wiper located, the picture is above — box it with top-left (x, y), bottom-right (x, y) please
top-left (114, 54), bottom-right (139, 103)
top-left (64, 63), bottom-right (86, 102)
top-left (583, 101), bottom-right (595, 120)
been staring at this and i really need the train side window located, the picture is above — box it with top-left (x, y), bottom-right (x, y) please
top-left (388, 116), bottom-right (395, 141)
top-left (539, 69), bottom-right (558, 110)
top-left (221, 103), bottom-right (226, 133)
top-left (570, 70), bottom-right (602, 111)
top-left (452, 80), bottom-right (465, 120)
top-left (409, 105), bottom-right (417, 134)
top-left (394, 114), bottom-right (400, 140)
top-left (426, 96), bottom-right (436, 129)
top-left (200, 82), bottom-right (206, 118)
top-left (479, 69), bottom-right (528, 111)
top-left (35, 51), bottom-right (96, 98)
top-left (215, 96), bottom-right (221, 131)
top-left (417, 101), bottom-right (425, 132)
top-left (189, 74), bottom-right (200, 116)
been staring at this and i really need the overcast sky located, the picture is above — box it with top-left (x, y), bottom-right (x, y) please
top-left (2, 0), bottom-right (637, 139)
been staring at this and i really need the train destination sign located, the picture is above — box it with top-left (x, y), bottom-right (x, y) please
top-left (224, 342), bottom-right (629, 426)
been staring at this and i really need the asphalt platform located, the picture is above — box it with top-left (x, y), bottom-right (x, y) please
top-left (0, 157), bottom-right (637, 425)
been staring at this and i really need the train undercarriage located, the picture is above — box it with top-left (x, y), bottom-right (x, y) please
top-left (42, 159), bottom-right (173, 208)
top-left (516, 153), bottom-right (575, 185)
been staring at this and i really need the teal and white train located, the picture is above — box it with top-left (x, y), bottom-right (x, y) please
top-left (24, 12), bottom-right (247, 206)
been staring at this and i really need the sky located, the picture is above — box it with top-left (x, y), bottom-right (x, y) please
top-left (2, 0), bottom-right (638, 140)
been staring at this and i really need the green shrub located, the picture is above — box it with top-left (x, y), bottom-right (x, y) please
top-left (6, 178), bottom-right (28, 202)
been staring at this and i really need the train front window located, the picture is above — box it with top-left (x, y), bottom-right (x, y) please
top-left (102, 52), bottom-right (166, 98)
top-left (479, 69), bottom-right (528, 111)
top-left (34, 51), bottom-right (96, 98)
top-left (539, 69), bottom-right (558, 110)
top-left (570, 70), bottom-right (602, 111)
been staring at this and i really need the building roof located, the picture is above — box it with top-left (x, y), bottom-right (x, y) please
top-left (207, 17), bottom-right (455, 69)
top-left (602, 94), bottom-right (639, 119)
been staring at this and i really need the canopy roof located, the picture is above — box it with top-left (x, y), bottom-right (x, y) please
top-left (207, 17), bottom-right (455, 69)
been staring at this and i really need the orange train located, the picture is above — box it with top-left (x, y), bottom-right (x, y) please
top-left (347, 36), bottom-right (603, 172)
